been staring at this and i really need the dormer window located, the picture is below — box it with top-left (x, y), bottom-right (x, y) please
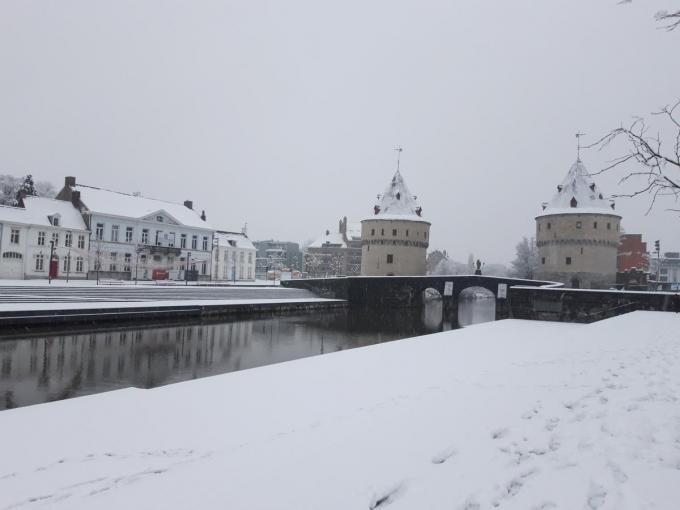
top-left (589, 183), bottom-right (596, 192)
top-left (557, 185), bottom-right (563, 192)
top-left (570, 197), bottom-right (578, 208)
top-left (156, 215), bottom-right (164, 222)
top-left (396, 192), bottom-right (401, 200)
top-left (49, 214), bottom-right (61, 227)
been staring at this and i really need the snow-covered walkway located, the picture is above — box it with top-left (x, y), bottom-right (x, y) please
top-left (1, 312), bottom-right (679, 509)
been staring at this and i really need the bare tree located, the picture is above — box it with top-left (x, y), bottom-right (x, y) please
top-left (509, 237), bottom-right (538, 280)
top-left (618, 1), bottom-right (680, 31)
top-left (588, 100), bottom-right (680, 212)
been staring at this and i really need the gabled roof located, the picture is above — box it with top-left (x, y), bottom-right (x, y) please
top-left (309, 230), bottom-right (346, 248)
top-left (0, 196), bottom-right (87, 230)
top-left (537, 159), bottom-right (620, 217)
top-left (366, 170), bottom-right (427, 222)
top-left (215, 231), bottom-right (255, 250)
top-left (72, 184), bottom-right (213, 230)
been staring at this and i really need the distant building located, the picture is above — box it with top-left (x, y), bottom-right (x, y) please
top-left (213, 231), bottom-right (256, 281)
top-left (650, 251), bottom-right (680, 291)
top-left (0, 196), bottom-right (89, 280)
top-left (535, 159), bottom-right (621, 289)
top-left (618, 234), bottom-right (649, 272)
top-left (361, 170), bottom-right (430, 276)
top-left (253, 240), bottom-right (302, 279)
top-left (304, 217), bottom-right (362, 278)
top-left (56, 176), bottom-right (214, 280)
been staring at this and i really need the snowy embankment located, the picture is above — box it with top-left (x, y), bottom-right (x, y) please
top-left (1, 312), bottom-right (680, 509)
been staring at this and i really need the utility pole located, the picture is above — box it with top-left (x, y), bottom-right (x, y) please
top-left (655, 240), bottom-right (661, 288)
top-left (48, 240), bottom-right (55, 284)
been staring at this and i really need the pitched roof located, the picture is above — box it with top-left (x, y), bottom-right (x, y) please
top-left (537, 159), bottom-right (620, 217)
top-left (215, 231), bottom-right (255, 250)
top-left (0, 196), bottom-right (87, 230)
top-left (309, 230), bottom-right (346, 248)
top-left (72, 184), bottom-right (213, 230)
top-left (366, 170), bottom-right (427, 222)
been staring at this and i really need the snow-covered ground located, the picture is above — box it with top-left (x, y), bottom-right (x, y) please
top-left (1, 311), bottom-right (679, 509)
top-left (0, 278), bottom-right (279, 287)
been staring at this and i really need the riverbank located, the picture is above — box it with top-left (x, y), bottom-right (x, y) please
top-left (1, 311), bottom-right (679, 509)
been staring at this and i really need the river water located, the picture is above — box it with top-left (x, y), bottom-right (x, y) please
top-left (0, 299), bottom-right (496, 410)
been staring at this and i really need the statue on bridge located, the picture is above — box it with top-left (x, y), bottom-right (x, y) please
top-left (474, 259), bottom-right (483, 276)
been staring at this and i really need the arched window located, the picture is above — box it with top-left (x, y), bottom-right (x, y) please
top-left (570, 197), bottom-right (578, 208)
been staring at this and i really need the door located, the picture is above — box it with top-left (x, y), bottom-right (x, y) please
top-left (49, 259), bottom-right (59, 279)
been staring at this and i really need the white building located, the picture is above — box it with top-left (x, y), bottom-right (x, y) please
top-left (212, 231), bottom-right (256, 281)
top-left (0, 196), bottom-right (89, 280)
top-left (56, 176), bottom-right (215, 281)
top-left (360, 170), bottom-right (430, 276)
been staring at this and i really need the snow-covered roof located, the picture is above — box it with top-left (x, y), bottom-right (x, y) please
top-left (537, 159), bottom-right (620, 218)
top-left (215, 231), bottom-right (255, 250)
top-left (0, 196), bottom-right (87, 230)
top-left (365, 170), bottom-right (428, 222)
top-left (72, 185), bottom-right (214, 230)
top-left (309, 230), bottom-right (346, 248)
top-left (346, 222), bottom-right (362, 240)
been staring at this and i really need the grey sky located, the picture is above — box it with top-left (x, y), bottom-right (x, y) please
top-left (1, 0), bottom-right (678, 264)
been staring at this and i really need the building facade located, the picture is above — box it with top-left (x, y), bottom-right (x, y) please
top-left (213, 231), bottom-right (256, 281)
top-left (360, 170), bottom-right (430, 276)
top-left (253, 240), bottom-right (302, 279)
top-left (0, 196), bottom-right (89, 280)
top-left (535, 159), bottom-right (622, 289)
top-left (617, 234), bottom-right (649, 272)
top-left (304, 217), bottom-right (362, 278)
top-left (650, 251), bottom-right (680, 291)
top-left (56, 176), bottom-right (214, 281)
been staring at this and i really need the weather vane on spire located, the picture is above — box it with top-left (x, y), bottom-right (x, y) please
top-left (575, 132), bottom-right (585, 161)
top-left (393, 146), bottom-right (403, 172)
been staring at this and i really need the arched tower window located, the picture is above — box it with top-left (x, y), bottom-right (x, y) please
top-left (570, 197), bottom-right (578, 208)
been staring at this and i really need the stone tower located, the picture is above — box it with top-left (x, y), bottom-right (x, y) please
top-left (535, 158), bottom-right (622, 288)
top-left (360, 170), bottom-right (430, 276)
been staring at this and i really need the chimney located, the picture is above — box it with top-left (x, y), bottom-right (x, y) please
top-left (71, 190), bottom-right (81, 208)
top-left (184, 200), bottom-right (193, 210)
top-left (201, 210), bottom-right (206, 221)
top-left (65, 176), bottom-right (76, 187)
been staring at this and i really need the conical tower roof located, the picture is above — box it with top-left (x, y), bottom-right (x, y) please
top-left (367, 170), bottom-right (427, 221)
top-left (537, 159), bottom-right (620, 217)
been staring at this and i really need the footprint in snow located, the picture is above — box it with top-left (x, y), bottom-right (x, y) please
top-left (491, 428), bottom-right (509, 440)
top-left (431, 446), bottom-right (457, 465)
top-left (587, 484), bottom-right (607, 509)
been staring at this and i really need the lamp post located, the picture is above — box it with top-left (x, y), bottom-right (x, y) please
top-left (134, 245), bottom-right (144, 285)
top-left (66, 246), bottom-right (71, 283)
top-left (48, 240), bottom-right (55, 284)
top-left (185, 251), bottom-right (191, 286)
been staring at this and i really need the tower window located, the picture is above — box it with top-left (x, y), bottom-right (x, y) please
top-left (570, 197), bottom-right (578, 208)
top-left (593, 221), bottom-right (598, 229)
top-left (392, 229), bottom-right (397, 236)
top-left (381, 229), bottom-right (384, 235)
top-left (541, 257), bottom-right (545, 264)
top-left (386, 254), bottom-right (394, 264)
top-left (566, 257), bottom-right (572, 265)
top-left (406, 229), bottom-right (409, 237)
top-left (580, 247), bottom-right (584, 255)
top-left (576, 221), bottom-right (582, 229)
top-left (371, 229), bottom-right (375, 236)
top-left (607, 223), bottom-right (611, 230)
top-left (547, 222), bottom-right (551, 230)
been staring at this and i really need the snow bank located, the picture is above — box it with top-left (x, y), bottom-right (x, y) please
top-left (1, 312), bottom-right (679, 509)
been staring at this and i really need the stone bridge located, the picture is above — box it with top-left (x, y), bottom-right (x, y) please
top-left (281, 275), bottom-right (557, 309)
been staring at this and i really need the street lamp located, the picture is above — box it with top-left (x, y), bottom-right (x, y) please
top-left (48, 240), bottom-right (55, 284)
top-left (185, 251), bottom-right (191, 286)
top-left (66, 246), bottom-right (71, 283)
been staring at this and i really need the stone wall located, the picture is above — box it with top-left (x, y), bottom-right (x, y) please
top-left (360, 219), bottom-right (430, 276)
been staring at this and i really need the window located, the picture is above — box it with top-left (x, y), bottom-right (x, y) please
top-left (541, 257), bottom-right (545, 264)
top-left (202, 236), bottom-right (208, 251)
top-left (248, 253), bottom-right (252, 263)
top-left (111, 225), bottom-right (119, 242)
top-left (593, 222), bottom-right (598, 229)
top-left (424, 232), bottom-right (427, 239)
top-left (406, 229), bottom-right (409, 237)
top-left (52, 232), bottom-right (59, 246)
top-left (37, 231), bottom-right (45, 246)
top-left (371, 229), bottom-right (375, 236)
top-left (155, 230), bottom-right (162, 246)
top-left (392, 229), bottom-right (397, 236)
top-left (142, 229), bottom-right (149, 244)
top-left (78, 235), bottom-right (85, 249)
top-left (35, 253), bottom-right (44, 271)
top-left (547, 222), bottom-right (551, 230)
top-left (570, 197), bottom-right (578, 208)
top-left (63, 256), bottom-right (71, 272)
top-left (156, 215), bottom-right (164, 222)
top-left (580, 247), bottom-right (584, 255)
top-left (381, 229), bottom-right (384, 235)
top-left (65, 232), bottom-right (73, 247)
top-left (52, 216), bottom-right (60, 227)
top-left (201, 262), bottom-right (207, 275)
top-left (607, 223), bottom-right (611, 230)
top-left (576, 221), bottom-right (582, 229)
top-left (386, 254), bottom-right (394, 264)
top-left (76, 257), bottom-right (84, 272)
top-left (192, 235), bottom-right (198, 249)
top-left (180, 234), bottom-right (187, 248)
top-left (125, 227), bottom-right (133, 243)
top-left (538, 224), bottom-right (541, 232)
top-left (124, 253), bottom-right (132, 272)
top-left (168, 232), bottom-right (175, 247)
top-left (566, 257), bottom-right (572, 265)
top-left (96, 223), bottom-right (104, 240)
top-left (240, 252), bottom-right (245, 262)
top-left (10, 229), bottom-right (19, 244)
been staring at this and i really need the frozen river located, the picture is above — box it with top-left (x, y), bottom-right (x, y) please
top-left (0, 299), bottom-right (495, 410)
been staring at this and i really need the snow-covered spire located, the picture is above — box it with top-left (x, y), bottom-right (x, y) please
top-left (539, 159), bottom-right (618, 216)
top-left (372, 169), bottom-right (423, 219)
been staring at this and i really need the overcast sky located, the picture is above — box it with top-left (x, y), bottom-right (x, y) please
top-left (1, 0), bottom-right (678, 264)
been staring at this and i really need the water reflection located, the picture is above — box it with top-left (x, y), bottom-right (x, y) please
top-left (0, 302), bottom-right (496, 410)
